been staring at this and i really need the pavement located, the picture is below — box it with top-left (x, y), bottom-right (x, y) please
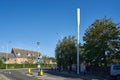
top-left (30, 70), bottom-right (107, 80)
top-left (0, 73), bottom-right (9, 80)
top-left (0, 69), bottom-right (109, 80)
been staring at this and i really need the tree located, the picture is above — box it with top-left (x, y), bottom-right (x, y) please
top-left (0, 59), bottom-right (3, 64)
top-left (42, 56), bottom-right (48, 67)
top-left (48, 57), bottom-right (56, 62)
top-left (83, 18), bottom-right (120, 66)
top-left (0, 56), bottom-right (4, 64)
top-left (55, 36), bottom-right (77, 69)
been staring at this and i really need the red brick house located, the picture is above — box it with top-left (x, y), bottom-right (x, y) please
top-left (0, 48), bottom-right (41, 64)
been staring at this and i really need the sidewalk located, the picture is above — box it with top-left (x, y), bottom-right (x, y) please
top-left (51, 71), bottom-right (104, 80)
top-left (0, 74), bottom-right (9, 80)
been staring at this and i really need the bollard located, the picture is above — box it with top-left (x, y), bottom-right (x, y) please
top-left (40, 69), bottom-right (44, 76)
top-left (28, 68), bottom-right (31, 74)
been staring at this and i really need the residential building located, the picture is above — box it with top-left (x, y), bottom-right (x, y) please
top-left (0, 48), bottom-right (41, 64)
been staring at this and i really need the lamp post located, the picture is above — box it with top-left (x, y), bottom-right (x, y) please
top-left (6, 41), bottom-right (11, 69)
top-left (36, 41), bottom-right (42, 76)
top-left (23, 53), bottom-right (25, 68)
top-left (6, 45), bottom-right (8, 69)
top-left (37, 42), bottom-right (40, 56)
top-left (77, 8), bottom-right (80, 74)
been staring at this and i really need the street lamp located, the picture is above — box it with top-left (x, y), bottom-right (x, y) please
top-left (77, 8), bottom-right (80, 74)
top-left (36, 41), bottom-right (42, 75)
top-left (6, 41), bottom-right (12, 69)
top-left (37, 42), bottom-right (40, 56)
top-left (22, 53), bottom-right (25, 68)
top-left (17, 53), bottom-right (21, 64)
top-left (6, 45), bottom-right (8, 69)
top-left (56, 33), bottom-right (63, 41)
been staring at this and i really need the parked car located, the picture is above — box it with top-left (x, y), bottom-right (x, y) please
top-left (110, 64), bottom-right (120, 80)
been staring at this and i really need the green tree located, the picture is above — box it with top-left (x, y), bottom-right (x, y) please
top-left (0, 59), bottom-right (2, 64)
top-left (55, 36), bottom-right (77, 68)
top-left (0, 58), bottom-right (3, 64)
top-left (48, 57), bottom-right (56, 62)
top-left (83, 18), bottom-right (120, 66)
top-left (42, 56), bottom-right (48, 67)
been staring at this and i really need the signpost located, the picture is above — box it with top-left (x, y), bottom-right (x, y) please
top-left (37, 57), bottom-right (41, 63)
top-left (37, 57), bottom-right (41, 71)
top-left (37, 56), bottom-right (43, 76)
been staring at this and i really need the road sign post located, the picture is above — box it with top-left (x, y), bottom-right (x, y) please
top-left (37, 56), bottom-right (43, 76)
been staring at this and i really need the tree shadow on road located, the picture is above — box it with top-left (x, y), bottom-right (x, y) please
top-left (44, 70), bottom-right (104, 80)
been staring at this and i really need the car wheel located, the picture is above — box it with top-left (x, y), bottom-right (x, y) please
top-left (116, 76), bottom-right (120, 80)
top-left (110, 76), bottom-right (115, 80)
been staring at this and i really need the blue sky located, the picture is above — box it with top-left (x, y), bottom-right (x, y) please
top-left (0, 0), bottom-right (120, 57)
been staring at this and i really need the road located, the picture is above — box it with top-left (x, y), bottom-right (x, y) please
top-left (32, 68), bottom-right (81, 80)
top-left (32, 68), bottom-right (105, 80)
top-left (0, 68), bottom-right (108, 80)
top-left (0, 69), bottom-right (39, 80)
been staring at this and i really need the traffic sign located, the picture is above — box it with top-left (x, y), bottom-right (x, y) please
top-left (37, 57), bottom-right (41, 63)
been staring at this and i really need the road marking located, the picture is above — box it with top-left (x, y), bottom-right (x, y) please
top-left (3, 71), bottom-right (11, 74)
top-left (0, 73), bottom-right (10, 80)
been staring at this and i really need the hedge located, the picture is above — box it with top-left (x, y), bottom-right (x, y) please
top-left (0, 63), bottom-right (56, 69)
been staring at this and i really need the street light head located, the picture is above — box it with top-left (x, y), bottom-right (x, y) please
top-left (37, 42), bottom-right (40, 45)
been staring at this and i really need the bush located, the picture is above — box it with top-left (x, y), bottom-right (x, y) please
top-left (0, 63), bottom-right (55, 69)
top-left (0, 64), bottom-right (6, 69)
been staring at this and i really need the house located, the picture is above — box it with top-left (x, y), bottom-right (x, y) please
top-left (0, 52), bottom-right (15, 64)
top-left (0, 48), bottom-right (41, 64)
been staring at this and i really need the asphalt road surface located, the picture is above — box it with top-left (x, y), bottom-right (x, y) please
top-left (0, 68), bottom-right (108, 80)
top-left (32, 68), bottom-right (105, 80)
top-left (0, 69), bottom-right (39, 80)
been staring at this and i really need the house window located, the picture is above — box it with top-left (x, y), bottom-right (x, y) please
top-left (17, 53), bottom-right (21, 56)
top-left (28, 53), bottom-right (31, 57)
